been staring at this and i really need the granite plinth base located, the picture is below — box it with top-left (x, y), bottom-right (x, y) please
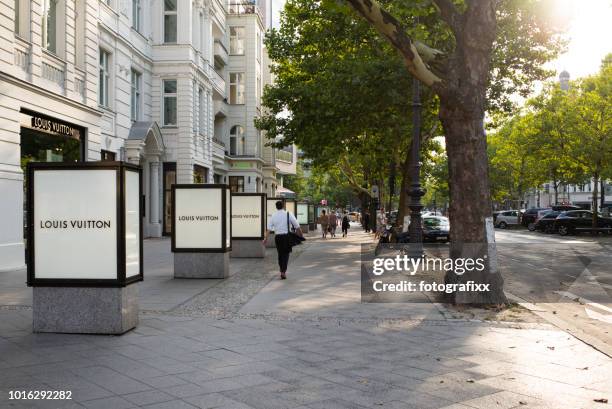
top-left (33, 285), bottom-right (138, 334)
top-left (231, 240), bottom-right (265, 258)
top-left (174, 252), bottom-right (230, 278)
top-left (265, 232), bottom-right (276, 248)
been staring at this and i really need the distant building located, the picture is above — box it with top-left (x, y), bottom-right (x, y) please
top-left (559, 70), bottom-right (570, 91)
top-left (523, 180), bottom-right (612, 211)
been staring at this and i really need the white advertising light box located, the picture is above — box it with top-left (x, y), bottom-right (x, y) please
top-left (297, 203), bottom-right (309, 225)
top-left (232, 193), bottom-right (265, 239)
top-left (172, 184), bottom-right (231, 252)
top-left (266, 197), bottom-right (285, 232)
top-left (27, 162), bottom-right (143, 287)
top-left (285, 199), bottom-right (297, 217)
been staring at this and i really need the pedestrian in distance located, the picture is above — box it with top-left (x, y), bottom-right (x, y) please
top-left (362, 210), bottom-right (371, 233)
top-left (341, 212), bottom-right (350, 237)
top-left (329, 211), bottom-right (338, 238)
top-left (318, 210), bottom-right (329, 239)
top-left (264, 201), bottom-right (303, 280)
top-left (375, 208), bottom-right (386, 240)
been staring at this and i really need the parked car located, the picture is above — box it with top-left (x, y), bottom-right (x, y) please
top-left (348, 212), bottom-right (359, 222)
top-left (553, 210), bottom-right (612, 236)
top-left (527, 209), bottom-right (554, 231)
top-left (532, 210), bottom-right (560, 233)
top-left (494, 210), bottom-right (520, 229)
top-left (422, 216), bottom-right (450, 243)
top-left (422, 211), bottom-right (443, 217)
top-left (387, 210), bottom-right (398, 226)
top-left (522, 208), bottom-right (549, 228)
top-left (493, 211), bottom-right (504, 223)
top-left (551, 205), bottom-right (581, 212)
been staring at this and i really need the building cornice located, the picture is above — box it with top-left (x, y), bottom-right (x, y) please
top-left (227, 156), bottom-right (265, 164)
top-left (0, 71), bottom-right (103, 117)
top-left (98, 23), bottom-right (154, 65)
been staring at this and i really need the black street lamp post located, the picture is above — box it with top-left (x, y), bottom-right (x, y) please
top-left (408, 78), bottom-right (425, 248)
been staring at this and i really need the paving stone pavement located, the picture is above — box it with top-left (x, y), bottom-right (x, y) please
top-left (0, 226), bottom-right (611, 409)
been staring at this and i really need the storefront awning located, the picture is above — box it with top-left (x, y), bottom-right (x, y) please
top-left (277, 186), bottom-right (296, 198)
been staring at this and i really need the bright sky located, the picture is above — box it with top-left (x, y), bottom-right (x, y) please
top-left (547, 0), bottom-right (612, 80)
top-left (270, 0), bottom-right (611, 81)
top-left (270, 0), bottom-right (285, 29)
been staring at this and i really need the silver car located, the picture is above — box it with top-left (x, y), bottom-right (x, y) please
top-left (495, 210), bottom-right (520, 229)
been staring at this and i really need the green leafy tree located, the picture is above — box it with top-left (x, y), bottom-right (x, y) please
top-left (341, 0), bottom-right (566, 304)
top-left (260, 0), bottom-right (564, 303)
top-left (565, 57), bottom-right (612, 227)
top-left (488, 113), bottom-right (547, 208)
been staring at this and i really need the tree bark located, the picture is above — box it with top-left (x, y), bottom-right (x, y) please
top-left (440, 107), bottom-right (506, 304)
top-left (437, 0), bottom-right (507, 305)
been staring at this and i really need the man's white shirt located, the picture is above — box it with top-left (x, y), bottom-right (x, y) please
top-left (268, 210), bottom-right (300, 234)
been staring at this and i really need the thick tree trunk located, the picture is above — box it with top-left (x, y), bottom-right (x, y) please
top-left (439, 104), bottom-right (507, 305)
top-left (553, 179), bottom-right (559, 205)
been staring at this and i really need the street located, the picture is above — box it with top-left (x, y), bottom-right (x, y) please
top-left (495, 229), bottom-right (612, 356)
top-left (1, 226), bottom-right (611, 408)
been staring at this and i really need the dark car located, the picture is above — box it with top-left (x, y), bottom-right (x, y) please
top-left (553, 210), bottom-right (612, 236)
top-left (551, 205), bottom-right (581, 211)
top-left (522, 208), bottom-right (548, 227)
top-left (422, 216), bottom-right (450, 243)
top-left (533, 211), bottom-right (560, 233)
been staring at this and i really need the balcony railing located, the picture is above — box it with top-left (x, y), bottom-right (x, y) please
top-left (212, 137), bottom-right (225, 147)
top-left (74, 71), bottom-right (86, 103)
top-left (41, 51), bottom-right (65, 89)
top-left (228, 0), bottom-right (263, 20)
top-left (276, 149), bottom-right (293, 163)
top-left (14, 40), bottom-right (30, 73)
top-left (214, 40), bottom-right (228, 67)
top-left (210, 66), bottom-right (225, 96)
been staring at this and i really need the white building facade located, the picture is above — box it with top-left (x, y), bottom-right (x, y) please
top-left (524, 180), bottom-right (612, 212)
top-left (0, 0), bottom-right (295, 271)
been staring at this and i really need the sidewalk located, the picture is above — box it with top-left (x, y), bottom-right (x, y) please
top-left (0, 226), bottom-right (610, 408)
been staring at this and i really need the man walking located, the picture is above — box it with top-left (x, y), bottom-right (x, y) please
top-left (362, 210), bottom-right (371, 233)
top-left (341, 211), bottom-right (350, 237)
top-left (264, 201), bottom-right (303, 279)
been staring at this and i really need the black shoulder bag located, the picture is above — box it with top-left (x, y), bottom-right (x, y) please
top-left (287, 213), bottom-right (305, 247)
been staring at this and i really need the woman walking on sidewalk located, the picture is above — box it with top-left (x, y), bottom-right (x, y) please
top-left (264, 201), bottom-right (303, 279)
top-left (318, 210), bottom-right (330, 239)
